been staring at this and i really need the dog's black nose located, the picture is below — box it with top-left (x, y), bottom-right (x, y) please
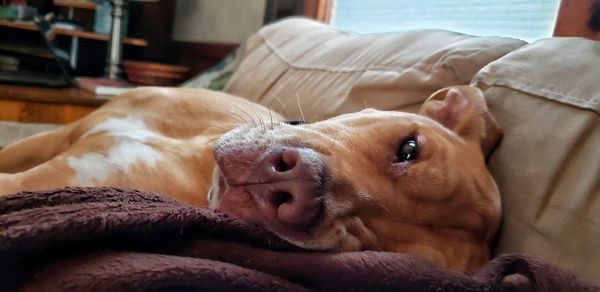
top-left (245, 147), bottom-right (325, 231)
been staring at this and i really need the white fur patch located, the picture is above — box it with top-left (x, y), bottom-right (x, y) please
top-left (82, 116), bottom-right (159, 141)
top-left (68, 116), bottom-right (162, 185)
top-left (67, 153), bottom-right (113, 186)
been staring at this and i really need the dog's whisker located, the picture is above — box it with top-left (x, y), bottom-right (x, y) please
top-left (295, 92), bottom-right (306, 122)
top-left (247, 103), bottom-right (265, 131)
top-left (234, 104), bottom-right (257, 127)
top-left (240, 100), bottom-right (267, 131)
top-left (268, 107), bottom-right (274, 130)
top-left (253, 109), bottom-right (266, 132)
top-left (356, 192), bottom-right (392, 215)
top-left (247, 110), bottom-right (259, 128)
top-left (375, 200), bottom-right (391, 214)
top-left (228, 110), bottom-right (249, 127)
top-left (228, 113), bottom-right (244, 125)
top-left (329, 131), bottom-right (340, 153)
top-left (204, 124), bottom-right (230, 131)
top-left (269, 93), bottom-right (290, 118)
top-left (234, 105), bottom-right (253, 126)
top-left (351, 128), bottom-right (363, 139)
top-left (236, 105), bottom-right (258, 126)
top-left (227, 114), bottom-right (241, 124)
top-left (206, 137), bottom-right (221, 143)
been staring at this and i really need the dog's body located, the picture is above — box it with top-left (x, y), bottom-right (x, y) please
top-left (0, 88), bottom-right (272, 205)
top-left (0, 86), bottom-right (502, 273)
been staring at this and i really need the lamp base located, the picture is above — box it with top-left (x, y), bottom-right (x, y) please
top-left (104, 0), bottom-right (127, 80)
top-left (104, 62), bottom-right (125, 81)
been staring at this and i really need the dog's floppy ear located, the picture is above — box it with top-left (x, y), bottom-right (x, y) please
top-left (419, 86), bottom-right (503, 158)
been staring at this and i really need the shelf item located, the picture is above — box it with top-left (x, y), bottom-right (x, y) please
top-left (0, 20), bottom-right (147, 47)
top-left (76, 77), bottom-right (134, 96)
top-left (123, 60), bottom-right (189, 86)
top-left (53, 0), bottom-right (97, 10)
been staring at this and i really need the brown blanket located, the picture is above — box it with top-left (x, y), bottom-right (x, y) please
top-left (0, 187), bottom-right (596, 291)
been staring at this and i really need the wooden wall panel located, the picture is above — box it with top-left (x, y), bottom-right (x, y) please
top-left (554, 0), bottom-right (600, 40)
top-left (303, 0), bottom-right (333, 23)
top-left (0, 100), bottom-right (24, 122)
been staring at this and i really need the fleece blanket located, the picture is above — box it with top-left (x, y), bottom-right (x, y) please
top-left (0, 187), bottom-right (597, 291)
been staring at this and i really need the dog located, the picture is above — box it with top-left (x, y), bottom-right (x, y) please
top-left (0, 85), bottom-right (502, 273)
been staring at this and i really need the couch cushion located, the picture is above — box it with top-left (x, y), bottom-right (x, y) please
top-left (0, 121), bottom-right (59, 148)
top-left (224, 17), bottom-right (525, 120)
top-left (472, 37), bottom-right (600, 283)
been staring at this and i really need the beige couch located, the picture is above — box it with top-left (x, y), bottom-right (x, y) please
top-left (223, 18), bottom-right (600, 283)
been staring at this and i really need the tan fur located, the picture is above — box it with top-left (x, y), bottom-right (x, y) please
top-left (0, 86), bottom-right (502, 274)
top-left (0, 87), bottom-right (272, 205)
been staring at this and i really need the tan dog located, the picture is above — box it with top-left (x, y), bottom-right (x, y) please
top-left (0, 85), bottom-right (502, 273)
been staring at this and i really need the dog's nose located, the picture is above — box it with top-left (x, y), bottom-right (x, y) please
top-left (246, 147), bottom-right (326, 231)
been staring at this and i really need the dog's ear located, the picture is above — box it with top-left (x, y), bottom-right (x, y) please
top-left (419, 86), bottom-right (503, 158)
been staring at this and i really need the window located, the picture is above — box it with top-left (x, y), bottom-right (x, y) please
top-left (332, 0), bottom-right (561, 42)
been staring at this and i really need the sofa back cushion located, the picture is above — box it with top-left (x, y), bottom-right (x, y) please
top-left (473, 37), bottom-right (600, 283)
top-left (225, 17), bottom-right (525, 120)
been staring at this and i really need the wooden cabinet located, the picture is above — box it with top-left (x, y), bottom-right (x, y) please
top-left (0, 84), bottom-right (105, 124)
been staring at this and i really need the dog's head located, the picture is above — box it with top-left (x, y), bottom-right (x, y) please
top-left (209, 86), bottom-right (502, 273)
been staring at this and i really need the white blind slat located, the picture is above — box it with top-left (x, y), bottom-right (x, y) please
top-left (332, 0), bottom-right (561, 42)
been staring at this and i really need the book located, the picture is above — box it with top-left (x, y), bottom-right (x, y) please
top-left (76, 77), bottom-right (134, 97)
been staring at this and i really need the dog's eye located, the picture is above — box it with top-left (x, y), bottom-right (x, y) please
top-left (284, 120), bottom-right (309, 126)
top-left (398, 138), bottom-right (418, 162)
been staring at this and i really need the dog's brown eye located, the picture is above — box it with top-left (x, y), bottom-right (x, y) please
top-left (398, 138), bottom-right (418, 162)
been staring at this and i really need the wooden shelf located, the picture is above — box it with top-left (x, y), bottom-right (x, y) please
top-left (0, 20), bottom-right (147, 47)
top-left (53, 0), bottom-right (96, 10)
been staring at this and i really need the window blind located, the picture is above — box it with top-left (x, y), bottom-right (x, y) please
top-left (332, 0), bottom-right (561, 42)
